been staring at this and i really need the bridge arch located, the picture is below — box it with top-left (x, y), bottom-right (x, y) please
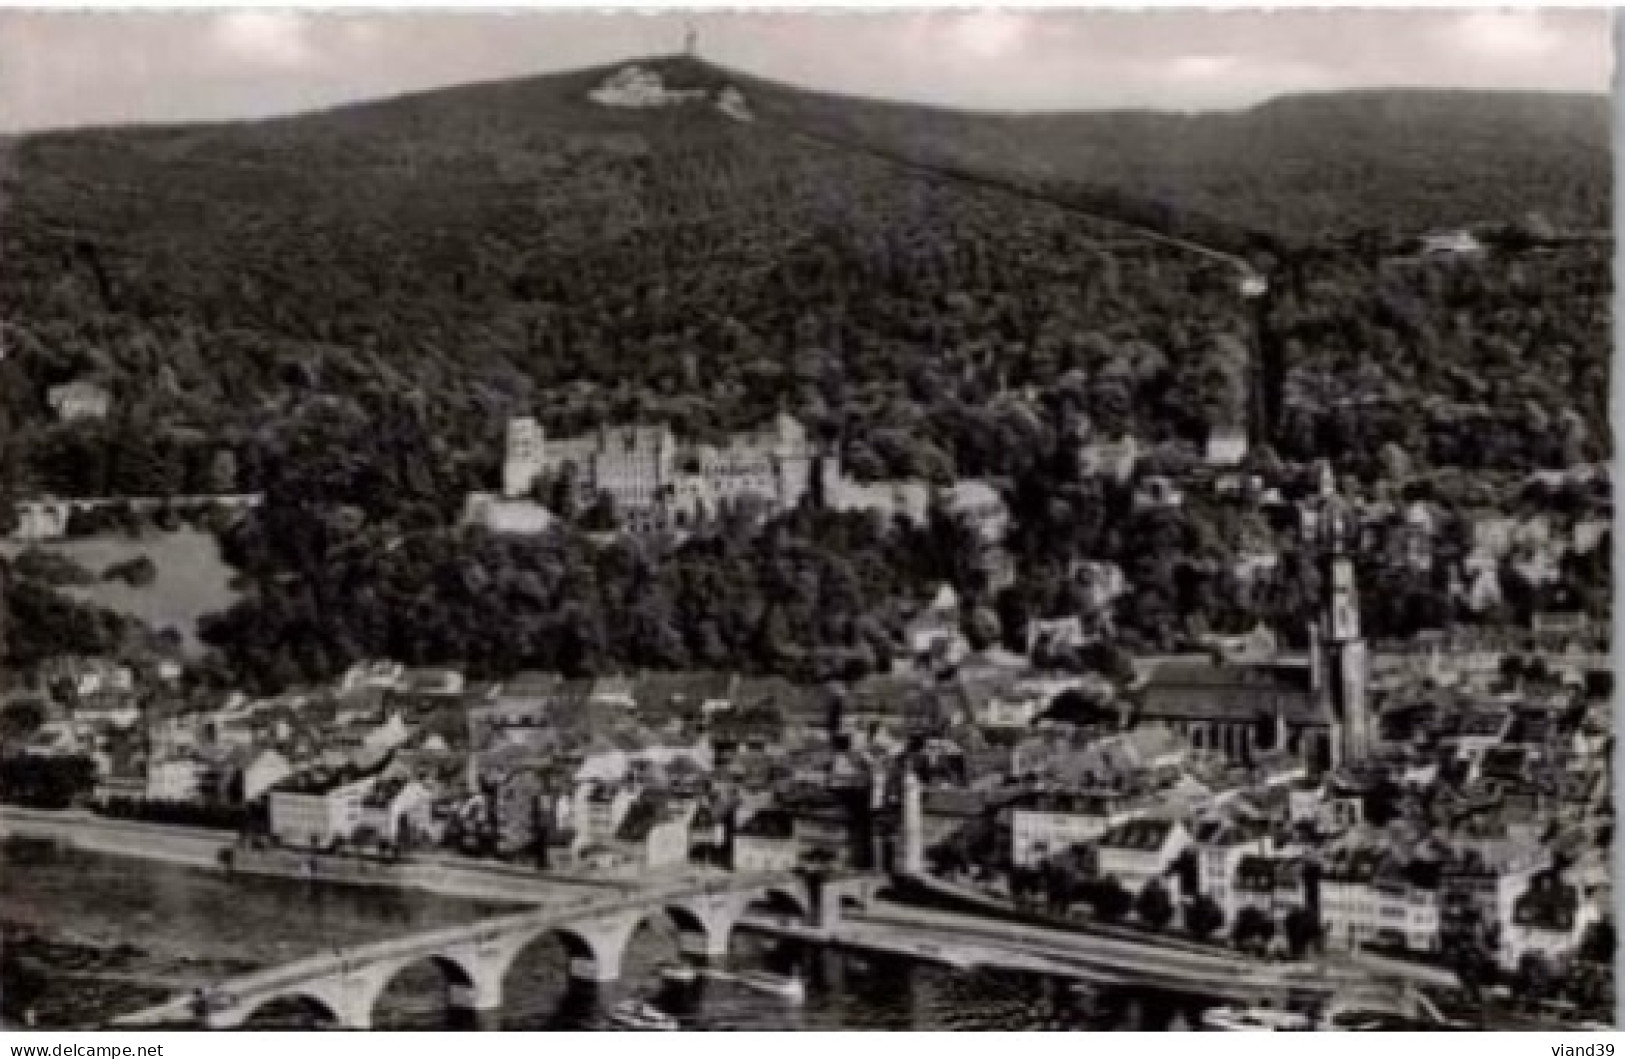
top-left (218, 990), bottom-right (344, 1031)
top-left (753, 885), bottom-right (810, 919)
top-left (489, 912), bottom-right (646, 990)
top-left (365, 953), bottom-right (481, 1028)
top-left (663, 903), bottom-right (715, 957)
top-left (658, 893), bottom-right (755, 961)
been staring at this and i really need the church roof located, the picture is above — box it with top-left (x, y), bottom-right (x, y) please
top-left (1137, 656), bottom-right (1328, 725)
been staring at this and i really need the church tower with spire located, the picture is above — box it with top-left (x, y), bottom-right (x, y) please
top-left (1314, 471), bottom-right (1371, 768)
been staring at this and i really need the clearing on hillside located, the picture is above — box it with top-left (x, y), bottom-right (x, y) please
top-left (1, 529), bottom-right (240, 654)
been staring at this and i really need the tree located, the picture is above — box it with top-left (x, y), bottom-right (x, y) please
top-left (0, 699), bottom-right (45, 745)
top-left (0, 754), bottom-right (97, 809)
top-left (1041, 854), bottom-right (1084, 914)
top-left (1136, 880), bottom-right (1175, 931)
top-left (1283, 906), bottom-right (1320, 957)
top-left (1233, 907), bottom-right (1274, 951)
top-left (1579, 919), bottom-right (1616, 966)
top-left (1184, 894), bottom-right (1225, 941)
top-left (1516, 953), bottom-right (1555, 1000)
top-left (1441, 908), bottom-right (1501, 991)
top-left (1086, 876), bottom-right (1133, 922)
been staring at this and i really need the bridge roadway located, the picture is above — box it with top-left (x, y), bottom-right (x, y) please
top-left (114, 870), bottom-right (867, 1030)
top-left (740, 900), bottom-right (1442, 1008)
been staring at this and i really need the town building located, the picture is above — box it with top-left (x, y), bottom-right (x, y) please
top-left (47, 380), bottom-right (111, 421)
top-left (1188, 816), bottom-right (1275, 923)
top-left (613, 795), bottom-right (694, 870)
top-left (589, 64), bottom-right (711, 109)
top-left (145, 756), bottom-right (206, 803)
top-left (12, 500), bottom-right (70, 540)
top-left (979, 677), bottom-right (1081, 730)
top-left (1319, 849), bottom-right (1442, 953)
top-left (1077, 435), bottom-right (1140, 481)
top-left (1138, 482), bottom-right (1371, 772)
top-left (1093, 818), bottom-right (1190, 896)
top-left (1419, 230), bottom-right (1486, 259)
top-left (918, 786), bottom-right (988, 855)
top-left (1137, 655), bottom-right (1326, 765)
top-left (1442, 837), bottom-right (1547, 962)
top-left (941, 480), bottom-right (1011, 543)
top-left (1026, 617), bottom-right (1089, 659)
top-left (42, 656), bottom-right (135, 699)
top-left (242, 749), bottom-right (293, 802)
top-left (571, 781), bottom-right (638, 856)
top-left (1133, 476), bottom-right (1185, 512)
top-left (461, 493), bottom-right (557, 535)
top-left (1204, 425), bottom-right (1249, 467)
top-left (734, 808), bottom-right (801, 872)
top-left (267, 763), bottom-right (382, 848)
top-left (1231, 855), bottom-right (1310, 923)
top-left (357, 776), bottom-right (435, 847)
top-left (903, 584), bottom-right (970, 674)
top-left (819, 464), bottom-right (932, 527)
top-left (1009, 791), bottom-right (1152, 867)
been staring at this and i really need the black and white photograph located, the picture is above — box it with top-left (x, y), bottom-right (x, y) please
top-left (0, 7), bottom-right (1614, 1036)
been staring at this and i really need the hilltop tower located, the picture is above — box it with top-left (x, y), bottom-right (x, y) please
top-left (1314, 483), bottom-right (1371, 769)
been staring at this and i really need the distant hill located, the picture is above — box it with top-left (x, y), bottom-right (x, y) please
top-left (7, 56), bottom-right (1609, 245)
top-left (730, 71), bottom-right (1611, 242)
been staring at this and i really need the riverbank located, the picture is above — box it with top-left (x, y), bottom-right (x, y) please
top-left (0, 808), bottom-right (230, 869)
top-left (2, 923), bottom-right (251, 1029)
top-left (0, 808), bottom-right (655, 906)
top-left (894, 870), bottom-right (1231, 957)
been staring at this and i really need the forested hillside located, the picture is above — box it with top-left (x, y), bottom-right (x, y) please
top-left (0, 56), bottom-right (1611, 689)
top-left (0, 56), bottom-right (1257, 509)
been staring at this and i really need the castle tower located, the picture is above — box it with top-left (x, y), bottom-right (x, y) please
top-left (502, 417), bottom-right (545, 499)
top-left (1315, 488), bottom-right (1371, 768)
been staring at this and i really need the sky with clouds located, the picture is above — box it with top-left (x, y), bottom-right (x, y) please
top-left (0, 9), bottom-right (1612, 133)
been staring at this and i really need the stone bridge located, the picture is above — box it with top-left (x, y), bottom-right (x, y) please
top-left (114, 872), bottom-right (881, 1031)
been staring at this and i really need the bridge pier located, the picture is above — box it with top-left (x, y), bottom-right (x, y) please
top-left (678, 932), bottom-right (732, 961)
top-left (669, 892), bottom-right (751, 963)
top-left (446, 973), bottom-right (505, 1017)
top-left (565, 910), bottom-right (645, 983)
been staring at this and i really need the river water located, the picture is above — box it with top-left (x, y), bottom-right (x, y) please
top-left (1, 838), bottom-right (1210, 1031)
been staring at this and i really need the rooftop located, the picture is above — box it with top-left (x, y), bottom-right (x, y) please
top-left (736, 808), bottom-right (796, 840)
top-left (1095, 817), bottom-right (1180, 852)
top-left (272, 751), bottom-right (393, 797)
